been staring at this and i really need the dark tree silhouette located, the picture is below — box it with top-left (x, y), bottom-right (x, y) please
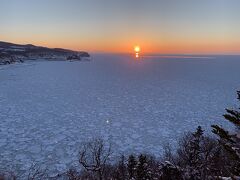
top-left (212, 91), bottom-right (240, 176)
top-left (78, 138), bottom-right (112, 180)
top-left (127, 155), bottom-right (137, 179)
top-left (136, 154), bottom-right (150, 180)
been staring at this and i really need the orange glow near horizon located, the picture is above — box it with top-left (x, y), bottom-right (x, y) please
top-left (1, 36), bottom-right (240, 55)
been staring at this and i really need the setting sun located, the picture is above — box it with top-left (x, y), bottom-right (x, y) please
top-left (134, 46), bottom-right (140, 53)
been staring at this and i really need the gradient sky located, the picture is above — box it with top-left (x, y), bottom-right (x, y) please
top-left (0, 0), bottom-right (240, 54)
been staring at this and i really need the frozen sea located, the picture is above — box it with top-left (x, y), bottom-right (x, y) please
top-left (0, 54), bottom-right (240, 175)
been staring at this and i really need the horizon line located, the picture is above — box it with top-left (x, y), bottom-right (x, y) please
top-left (1, 40), bottom-right (240, 56)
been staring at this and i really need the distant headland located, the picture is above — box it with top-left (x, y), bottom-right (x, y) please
top-left (0, 41), bottom-right (90, 65)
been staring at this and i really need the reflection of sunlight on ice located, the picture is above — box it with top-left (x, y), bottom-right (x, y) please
top-left (134, 45), bottom-right (140, 59)
top-left (135, 53), bottom-right (139, 58)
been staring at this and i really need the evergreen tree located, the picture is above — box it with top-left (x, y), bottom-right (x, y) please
top-left (177, 126), bottom-right (204, 179)
top-left (212, 91), bottom-right (240, 176)
top-left (161, 161), bottom-right (182, 180)
top-left (190, 126), bottom-right (204, 167)
top-left (136, 154), bottom-right (150, 180)
top-left (115, 155), bottom-right (127, 180)
top-left (127, 155), bottom-right (137, 179)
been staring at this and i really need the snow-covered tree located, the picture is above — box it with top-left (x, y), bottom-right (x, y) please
top-left (136, 154), bottom-right (152, 180)
top-left (127, 155), bottom-right (137, 179)
top-left (160, 161), bottom-right (182, 180)
top-left (212, 91), bottom-right (240, 177)
top-left (176, 126), bottom-right (224, 179)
